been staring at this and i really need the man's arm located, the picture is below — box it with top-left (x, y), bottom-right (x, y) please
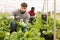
top-left (13, 11), bottom-right (18, 20)
top-left (24, 13), bottom-right (30, 25)
top-left (13, 12), bottom-right (16, 20)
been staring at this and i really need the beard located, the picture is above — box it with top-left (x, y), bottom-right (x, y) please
top-left (20, 10), bottom-right (26, 14)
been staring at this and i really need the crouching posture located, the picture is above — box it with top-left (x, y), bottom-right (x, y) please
top-left (10, 2), bottom-right (30, 33)
top-left (40, 28), bottom-right (53, 40)
top-left (28, 7), bottom-right (36, 25)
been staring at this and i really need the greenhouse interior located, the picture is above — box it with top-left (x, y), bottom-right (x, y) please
top-left (0, 0), bottom-right (60, 40)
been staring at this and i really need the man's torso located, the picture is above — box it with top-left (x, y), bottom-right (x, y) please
top-left (13, 9), bottom-right (29, 21)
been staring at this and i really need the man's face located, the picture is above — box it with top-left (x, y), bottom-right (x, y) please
top-left (31, 9), bottom-right (34, 11)
top-left (20, 6), bottom-right (27, 13)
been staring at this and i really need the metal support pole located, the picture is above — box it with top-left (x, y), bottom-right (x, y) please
top-left (42, 0), bottom-right (46, 14)
top-left (47, 0), bottom-right (48, 25)
top-left (54, 0), bottom-right (56, 40)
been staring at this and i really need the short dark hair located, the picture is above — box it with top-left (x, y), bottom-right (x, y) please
top-left (31, 7), bottom-right (35, 10)
top-left (21, 2), bottom-right (28, 7)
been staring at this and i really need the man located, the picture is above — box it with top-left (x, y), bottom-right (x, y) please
top-left (28, 7), bottom-right (35, 25)
top-left (10, 2), bottom-right (30, 33)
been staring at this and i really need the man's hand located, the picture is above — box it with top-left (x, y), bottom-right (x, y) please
top-left (23, 23), bottom-right (27, 27)
top-left (34, 15), bottom-right (37, 18)
top-left (19, 19), bottom-right (27, 27)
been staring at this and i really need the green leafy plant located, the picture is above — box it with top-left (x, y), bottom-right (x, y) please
top-left (0, 13), bottom-right (60, 40)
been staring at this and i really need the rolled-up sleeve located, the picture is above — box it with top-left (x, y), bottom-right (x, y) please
top-left (12, 11), bottom-right (17, 20)
top-left (24, 13), bottom-right (30, 24)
